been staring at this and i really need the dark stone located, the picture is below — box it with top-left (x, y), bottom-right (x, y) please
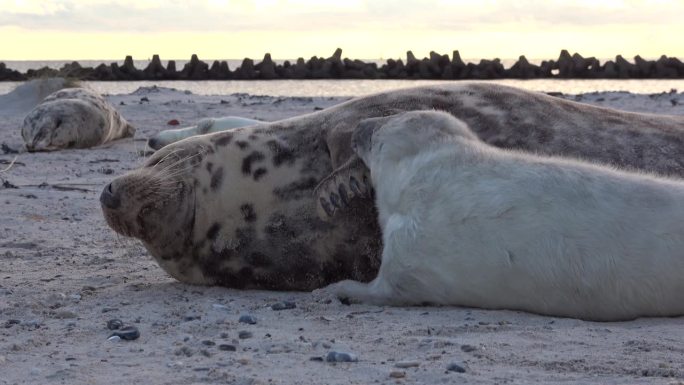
top-left (238, 314), bottom-right (257, 324)
top-left (447, 362), bottom-right (466, 373)
top-left (325, 351), bottom-right (358, 363)
top-left (108, 326), bottom-right (140, 341)
top-left (271, 301), bottom-right (296, 311)
top-left (106, 319), bottom-right (124, 330)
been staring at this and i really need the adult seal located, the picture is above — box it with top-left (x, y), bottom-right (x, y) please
top-left (100, 83), bottom-right (684, 291)
top-left (21, 87), bottom-right (134, 151)
top-left (326, 111), bottom-right (684, 321)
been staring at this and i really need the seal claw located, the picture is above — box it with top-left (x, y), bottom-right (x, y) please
top-left (319, 197), bottom-right (334, 217)
top-left (330, 192), bottom-right (342, 209)
top-left (349, 176), bottom-right (363, 197)
top-left (338, 184), bottom-right (350, 206)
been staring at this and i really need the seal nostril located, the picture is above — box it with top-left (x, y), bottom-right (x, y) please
top-left (100, 182), bottom-right (121, 210)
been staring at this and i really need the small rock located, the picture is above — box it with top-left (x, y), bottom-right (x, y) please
top-left (237, 358), bottom-right (250, 365)
top-left (671, 99), bottom-right (679, 106)
top-left (395, 361), bottom-right (420, 368)
top-left (218, 344), bottom-right (236, 352)
top-left (447, 362), bottom-right (466, 373)
top-left (325, 351), bottom-right (358, 363)
top-left (4, 319), bottom-right (20, 328)
top-left (389, 371), bottom-right (406, 379)
top-left (314, 106), bottom-right (324, 111)
top-left (106, 319), bottom-right (124, 330)
top-left (140, 97), bottom-right (150, 102)
top-left (201, 340), bottom-right (216, 346)
top-left (238, 331), bottom-right (253, 339)
top-left (309, 356), bottom-right (324, 362)
top-left (271, 301), bottom-right (296, 311)
top-left (107, 335), bottom-right (122, 342)
top-left (238, 314), bottom-right (257, 324)
top-left (460, 344), bottom-right (477, 352)
top-left (108, 326), bottom-right (140, 341)
top-left (167, 119), bottom-right (180, 126)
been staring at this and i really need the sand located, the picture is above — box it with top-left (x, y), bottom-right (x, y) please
top-left (1, 83), bottom-right (683, 385)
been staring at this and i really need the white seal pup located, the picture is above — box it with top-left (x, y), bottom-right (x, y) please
top-left (147, 116), bottom-right (262, 150)
top-left (100, 83), bottom-right (684, 291)
top-left (328, 110), bottom-right (684, 321)
top-left (21, 87), bottom-right (134, 151)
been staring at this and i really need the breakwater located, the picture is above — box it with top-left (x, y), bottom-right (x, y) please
top-left (2, 49), bottom-right (683, 81)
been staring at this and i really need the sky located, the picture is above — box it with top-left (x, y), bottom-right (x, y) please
top-left (0, 0), bottom-right (682, 61)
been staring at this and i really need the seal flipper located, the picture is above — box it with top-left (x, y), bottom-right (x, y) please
top-left (314, 154), bottom-right (372, 219)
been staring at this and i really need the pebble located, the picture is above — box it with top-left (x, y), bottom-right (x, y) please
top-left (108, 326), bottom-right (140, 341)
top-left (167, 119), bottom-right (180, 125)
top-left (218, 344), bottom-right (236, 352)
top-left (201, 340), bottom-right (216, 346)
top-left (271, 301), bottom-right (296, 311)
top-left (107, 336), bottom-right (121, 342)
top-left (389, 371), bottom-right (406, 379)
top-left (238, 314), bottom-right (257, 324)
top-left (325, 351), bottom-right (358, 363)
top-left (395, 361), bottom-right (420, 368)
top-left (460, 344), bottom-right (477, 352)
top-left (106, 319), bottom-right (124, 330)
top-left (238, 331), bottom-right (253, 339)
top-left (447, 363), bottom-right (466, 373)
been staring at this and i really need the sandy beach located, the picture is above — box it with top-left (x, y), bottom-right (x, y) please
top-left (1, 84), bottom-right (683, 385)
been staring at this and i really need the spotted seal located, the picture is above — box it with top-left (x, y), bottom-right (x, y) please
top-left (326, 110), bottom-right (684, 321)
top-left (147, 116), bottom-right (262, 150)
top-left (21, 87), bottom-right (134, 151)
top-left (100, 83), bottom-right (684, 291)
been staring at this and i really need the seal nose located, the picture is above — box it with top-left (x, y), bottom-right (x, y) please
top-left (147, 137), bottom-right (162, 151)
top-left (100, 182), bottom-right (121, 210)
